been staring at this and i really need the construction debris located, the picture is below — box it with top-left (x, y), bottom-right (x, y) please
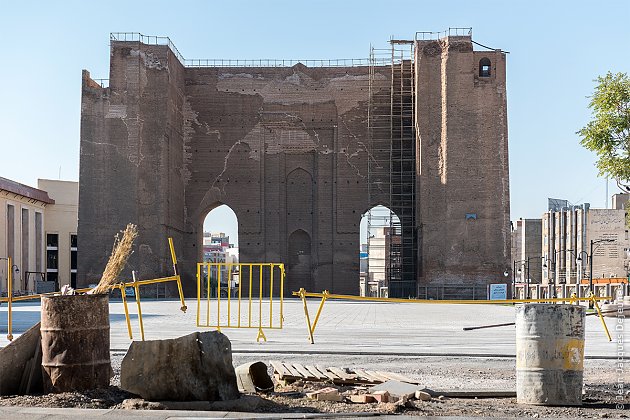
top-left (371, 390), bottom-right (390, 403)
top-left (415, 390), bottom-right (432, 401)
top-left (423, 389), bottom-right (516, 398)
top-left (270, 361), bottom-right (419, 386)
top-left (235, 361), bottom-right (274, 394)
top-left (347, 394), bottom-right (376, 403)
top-left (0, 322), bottom-right (43, 396)
top-left (121, 331), bottom-right (239, 401)
top-left (306, 387), bottom-right (343, 402)
top-left (369, 380), bottom-right (422, 401)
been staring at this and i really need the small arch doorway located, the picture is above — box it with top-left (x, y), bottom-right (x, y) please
top-left (288, 229), bottom-right (312, 291)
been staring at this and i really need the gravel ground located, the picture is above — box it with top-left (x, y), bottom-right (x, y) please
top-left (0, 351), bottom-right (627, 417)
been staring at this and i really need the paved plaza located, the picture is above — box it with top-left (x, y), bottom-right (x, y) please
top-left (1, 297), bottom-right (626, 358)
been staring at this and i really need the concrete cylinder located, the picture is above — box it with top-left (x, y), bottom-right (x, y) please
top-left (516, 304), bottom-right (585, 406)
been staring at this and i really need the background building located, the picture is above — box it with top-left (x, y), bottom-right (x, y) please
top-left (511, 218), bottom-right (542, 285)
top-left (38, 179), bottom-right (79, 289)
top-left (542, 195), bottom-right (629, 287)
top-left (202, 232), bottom-right (238, 290)
top-left (0, 178), bottom-right (78, 295)
top-left (0, 177), bottom-right (52, 295)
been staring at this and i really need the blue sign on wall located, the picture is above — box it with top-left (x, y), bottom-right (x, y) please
top-left (488, 283), bottom-right (507, 300)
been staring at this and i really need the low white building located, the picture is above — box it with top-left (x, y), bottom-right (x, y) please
top-left (0, 177), bottom-right (78, 295)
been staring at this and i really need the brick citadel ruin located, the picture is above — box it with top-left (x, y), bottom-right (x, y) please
top-left (78, 30), bottom-right (510, 298)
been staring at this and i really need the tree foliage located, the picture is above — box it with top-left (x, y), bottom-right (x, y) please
top-left (578, 72), bottom-right (630, 191)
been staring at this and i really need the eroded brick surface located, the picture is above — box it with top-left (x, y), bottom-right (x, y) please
top-left (78, 35), bottom-right (510, 297)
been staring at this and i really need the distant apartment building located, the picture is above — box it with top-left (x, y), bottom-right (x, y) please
top-left (0, 177), bottom-right (78, 295)
top-left (511, 219), bottom-right (543, 284)
top-left (541, 196), bottom-right (630, 286)
top-left (202, 232), bottom-right (238, 288)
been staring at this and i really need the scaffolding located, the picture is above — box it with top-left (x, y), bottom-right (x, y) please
top-left (367, 41), bottom-right (417, 298)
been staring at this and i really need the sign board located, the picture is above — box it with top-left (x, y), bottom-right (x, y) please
top-left (35, 280), bottom-right (57, 294)
top-left (488, 283), bottom-right (508, 300)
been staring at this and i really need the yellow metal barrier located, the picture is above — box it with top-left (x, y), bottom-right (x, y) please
top-left (1, 238), bottom-right (187, 342)
top-left (294, 288), bottom-right (614, 344)
top-left (116, 237), bottom-right (187, 341)
top-left (196, 262), bottom-right (284, 342)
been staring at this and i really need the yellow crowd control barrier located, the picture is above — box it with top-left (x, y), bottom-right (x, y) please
top-left (119, 237), bottom-right (187, 341)
top-left (196, 262), bottom-right (284, 342)
top-left (1, 238), bottom-right (187, 342)
top-left (294, 289), bottom-right (614, 344)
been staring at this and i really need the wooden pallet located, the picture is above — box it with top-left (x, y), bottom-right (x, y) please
top-left (270, 361), bottom-right (420, 386)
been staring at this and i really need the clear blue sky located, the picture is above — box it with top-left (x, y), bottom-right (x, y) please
top-left (1, 0), bottom-right (629, 245)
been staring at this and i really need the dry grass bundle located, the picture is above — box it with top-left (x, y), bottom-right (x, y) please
top-left (91, 224), bottom-right (138, 294)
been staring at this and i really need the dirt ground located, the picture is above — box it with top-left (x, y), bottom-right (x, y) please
top-left (0, 352), bottom-right (627, 418)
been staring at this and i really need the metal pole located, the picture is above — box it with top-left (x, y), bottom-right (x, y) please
top-left (7, 257), bottom-right (13, 341)
top-left (589, 239), bottom-right (594, 309)
top-left (526, 258), bottom-right (530, 299)
top-left (512, 260), bottom-right (516, 299)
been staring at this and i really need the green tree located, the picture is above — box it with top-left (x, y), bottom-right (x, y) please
top-left (578, 72), bottom-right (630, 192)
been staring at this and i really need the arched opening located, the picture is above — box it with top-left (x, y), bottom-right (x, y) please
top-left (359, 205), bottom-right (401, 298)
top-left (201, 204), bottom-right (238, 297)
top-left (288, 229), bottom-right (312, 291)
top-left (479, 57), bottom-right (491, 77)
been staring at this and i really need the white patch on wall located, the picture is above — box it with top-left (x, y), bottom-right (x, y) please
top-left (269, 129), bottom-right (316, 154)
top-left (215, 70), bottom-right (382, 114)
top-left (130, 49), bottom-right (167, 71)
top-left (105, 105), bottom-right (127, 119)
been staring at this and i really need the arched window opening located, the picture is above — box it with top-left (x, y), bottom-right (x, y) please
top-left (479, 58), bottom-right (491, 77)
top-left (202, 204), bottom-right (238, 297)
top-left (359, 205), bottom-right (401, 298)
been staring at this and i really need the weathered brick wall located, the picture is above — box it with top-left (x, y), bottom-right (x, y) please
top-left (416, 37), bottom-right (510, 289)
top-left (179, 65), bottom-right (383, 294)
top-left (78, 42), bottom-right (186, 289)
top-left (78, 35), bottom-right (510, 296)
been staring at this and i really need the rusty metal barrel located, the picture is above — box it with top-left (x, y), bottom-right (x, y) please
top-left (41, 294), bottom-right (111, 392)
top-left (516, 303), bottom-right (585, 406)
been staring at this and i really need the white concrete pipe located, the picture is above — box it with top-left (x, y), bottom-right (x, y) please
top-left (515, 303), bottom-right (585, 406)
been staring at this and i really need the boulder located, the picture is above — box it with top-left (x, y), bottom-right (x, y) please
top-left (120, 331), bottom-right (239, 401)
top-left (0, 322), bottom-right (43, 395)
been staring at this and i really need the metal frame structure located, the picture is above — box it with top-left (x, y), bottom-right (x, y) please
top-left (367, 40), bottom-right (417, 298)
top-left (110, 32), bottom-right (389, 68)
top-left (196, 262), bottom-right (285, 342)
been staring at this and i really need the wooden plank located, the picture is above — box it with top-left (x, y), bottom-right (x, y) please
top-left (328, 367), bottom-right (356, 381)
top-left (353, 369), bottom-right (381, 383)
top-left (365, 370), bottom-right (390, 383)
top-left (316, 365), bottom-right (341, 382)
top-left (270, 360), bottom-right (293, 379)
top-left (292, 363), bottom-right (317, 380)
top-left (283, 363), bottom-right (303, 379)
top-left (304, 365), bottom-right (327, 381)
top-left (426, 389), bottom-right (516, 398)
top-left (375, 370), bottom-right (420, 384)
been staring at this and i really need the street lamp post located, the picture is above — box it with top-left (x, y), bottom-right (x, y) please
top-left (515, 256), bottom-right (545, 299)
top-left (544, 249), bottom-right (577, 298)
top-left (576, 239), bottom-right (615, 308)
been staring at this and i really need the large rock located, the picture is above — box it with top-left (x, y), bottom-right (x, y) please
top-left (0, 322), bottom-right (43, 395)
top-left (120, 331), bottom-right (239, 401)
